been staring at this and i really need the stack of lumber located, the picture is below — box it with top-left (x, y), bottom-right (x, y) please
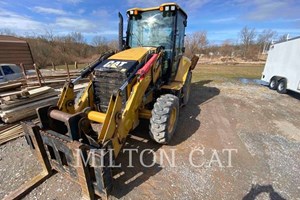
top-left (0, 79), bottom-right (26, 93)
top-left (0, 124), bottom-right (23, 145)
top-left (26, 69), bottom-right (88, 88)
top-left (0, 119), bottom-right (39, 145)
top-left (0, 86), bottom-right (59, 123)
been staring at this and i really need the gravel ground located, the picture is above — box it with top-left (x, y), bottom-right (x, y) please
top-left (0, 79), bottom-right (299, 200)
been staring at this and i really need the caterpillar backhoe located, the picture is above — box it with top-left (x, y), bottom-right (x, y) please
top-left (6, 3), bottom-right (198, 200)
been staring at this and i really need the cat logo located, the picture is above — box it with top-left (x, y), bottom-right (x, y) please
top-left (103, 61), bottom-right (128, 69)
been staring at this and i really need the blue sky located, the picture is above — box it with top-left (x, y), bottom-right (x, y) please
top-left (0, 0), bottom-right (300, 44)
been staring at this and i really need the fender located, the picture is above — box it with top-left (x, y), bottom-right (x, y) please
top-left (161, 55), bottom-right (199, 91)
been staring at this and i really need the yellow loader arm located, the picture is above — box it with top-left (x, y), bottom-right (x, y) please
top-left (89, 53), bottom-right (160, 157)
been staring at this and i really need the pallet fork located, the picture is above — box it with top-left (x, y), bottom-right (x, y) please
top-left (4, 114), bottom-right (114, 200)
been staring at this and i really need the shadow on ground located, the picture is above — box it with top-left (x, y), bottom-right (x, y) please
top-left (170, 80), bottom-right (220, 146)
top-left (243, 184), bottom-right (286, 200)
top-left (110, 80), bottom-right (220, 198)
top-left (287, 90), bottom-right (300, 100)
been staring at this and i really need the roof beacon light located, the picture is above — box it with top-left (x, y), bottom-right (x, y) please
top-left (129, 10), bottom-right (134, 15)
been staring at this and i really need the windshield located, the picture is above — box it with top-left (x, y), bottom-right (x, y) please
top-left (127, 10), bottom-right (175, 49)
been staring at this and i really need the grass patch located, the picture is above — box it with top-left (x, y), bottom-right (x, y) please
top-left (43, 63), bottom-right (264, 83)
top-left (193, 64), bottom-right (264, 82)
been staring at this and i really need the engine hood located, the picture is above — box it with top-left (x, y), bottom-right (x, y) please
top-left (94, 47), bottom-right (153, 74)
top-left (109, 47), bottom-right (152, 61)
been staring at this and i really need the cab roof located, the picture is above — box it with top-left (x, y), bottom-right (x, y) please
top-left (127, 2), bottom-right (187, 18)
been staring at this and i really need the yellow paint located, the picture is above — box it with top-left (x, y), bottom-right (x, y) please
top-left (127, 2), bottom-right (187, 17)
top-left (161, 56), bottom-right (191, 91)
top-left (109, 47), bottom-right (151, 62)
top-left (97, 94), bottom-right (116, 141)
top-left (161, 81), bottom-right (183, 90)
top-left (175, 56), bottom-right (191, 82)
top-left (168, 107), bottom-right (177, 133)
top-left (152, 53), bottom-right (163, 83)
top-left (98, 59), bottom-right (155, 157)
top-left (57, 82), bottom-right (75, 114)
top-left (139, 109), bottom-right (152, 119)
top-left (98, 94), bottom-right (122, 143)
top-left (88, 111), bottom-right (106, 123)
top-left (75, 82), bottom-right (94, 112)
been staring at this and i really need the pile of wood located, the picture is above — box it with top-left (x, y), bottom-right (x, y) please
top-left (0, 79), bottom-right (27, 92)
top-left (0, 86), bottom-right (59, 123)
top-left (0, 123), bottom-right (23, 145)
top-left (26, 69), bottom-right (88, 88)
top-left (0, 68), bottom-right (91, 145)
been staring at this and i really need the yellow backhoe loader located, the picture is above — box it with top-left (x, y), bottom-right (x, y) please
top-left (6, 3), bottom-right (198, 200)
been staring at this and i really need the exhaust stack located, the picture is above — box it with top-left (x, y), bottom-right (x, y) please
top-left (118, 12), bottom-right (124, 51)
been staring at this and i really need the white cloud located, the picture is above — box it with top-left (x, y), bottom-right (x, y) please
top-left (34, 6), bottom-right (67, 15)
top-left (0, 9), bottom-right (44, 33)
top-left (246, 1), bottom-right (286, 20)
top-left (230, 0), bottom-right (300, 21)
top-left (55, 17), bottom-right (97, 32)
top-left (209, 17), bottom-right (236, 23)
top-left (91, 9), bottom-right (110, 18)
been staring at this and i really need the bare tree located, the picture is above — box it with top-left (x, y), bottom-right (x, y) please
top-left (257, 29), bottom-right (277, 44)
top-left (92, 36), bottom-right (106, 46)
top-left (256, 29), bottom-right (277, 54)
top-left (92, 36), bottom-right (110, 53)
top-left (277, 34), bottom-right (289, 42)
top-left (239, 26), bottom-right (257, 58)
top-left (0, 29), bottom-right (16, 36)
top-left (220, 40), bottom-right (235, 57)
top-left (185, 31), bottom-right (208, 58)
top-left (108, 40), bottom-right (119, 51)
top-left (64, 32), bottom-right (85, 44)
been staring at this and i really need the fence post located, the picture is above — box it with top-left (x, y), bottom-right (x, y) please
top-left (66, 63), bottom-right (71, 82)
top-left (52, 62), bottom-right (56, 71)
top-left (74, 61), bottom-right (78, 69)
top-left (34, 64), bottom-right (42, 87)
top-left (20, 63), bottom-right (27, 77)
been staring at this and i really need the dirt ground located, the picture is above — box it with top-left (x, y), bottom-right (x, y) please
top-left (1, 71), bottom-right (300, 199)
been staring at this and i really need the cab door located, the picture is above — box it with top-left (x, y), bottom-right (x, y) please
top-left (171, 11), bottom-right (186, 79)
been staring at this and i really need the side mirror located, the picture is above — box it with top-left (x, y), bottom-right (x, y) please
top-left (183, 20), bottom-right (187, 27)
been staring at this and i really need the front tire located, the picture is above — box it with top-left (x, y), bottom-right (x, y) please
top-left (277, 79), bottom-right (287, 94)
top-left (150, 94), bottom-right (179, 144)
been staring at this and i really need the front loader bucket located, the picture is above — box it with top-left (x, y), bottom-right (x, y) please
top-left (4, 108), bottom-right (113, 200)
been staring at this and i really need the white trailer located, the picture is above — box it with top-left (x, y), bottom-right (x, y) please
top-left (261, 37), bottom-right (300, 94)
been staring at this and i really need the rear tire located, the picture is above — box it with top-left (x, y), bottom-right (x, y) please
top-left (182, 71), bottom-right (192, 106)
top-left (269, 77), bottom-right (278, 90)
top-left (277, 79), bottom-right (287, 94)
top-left (150, 94), bottom-right (179, 144)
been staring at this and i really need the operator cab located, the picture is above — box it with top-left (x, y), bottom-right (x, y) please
top-left (126, 3), bottom-right (187, 81)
